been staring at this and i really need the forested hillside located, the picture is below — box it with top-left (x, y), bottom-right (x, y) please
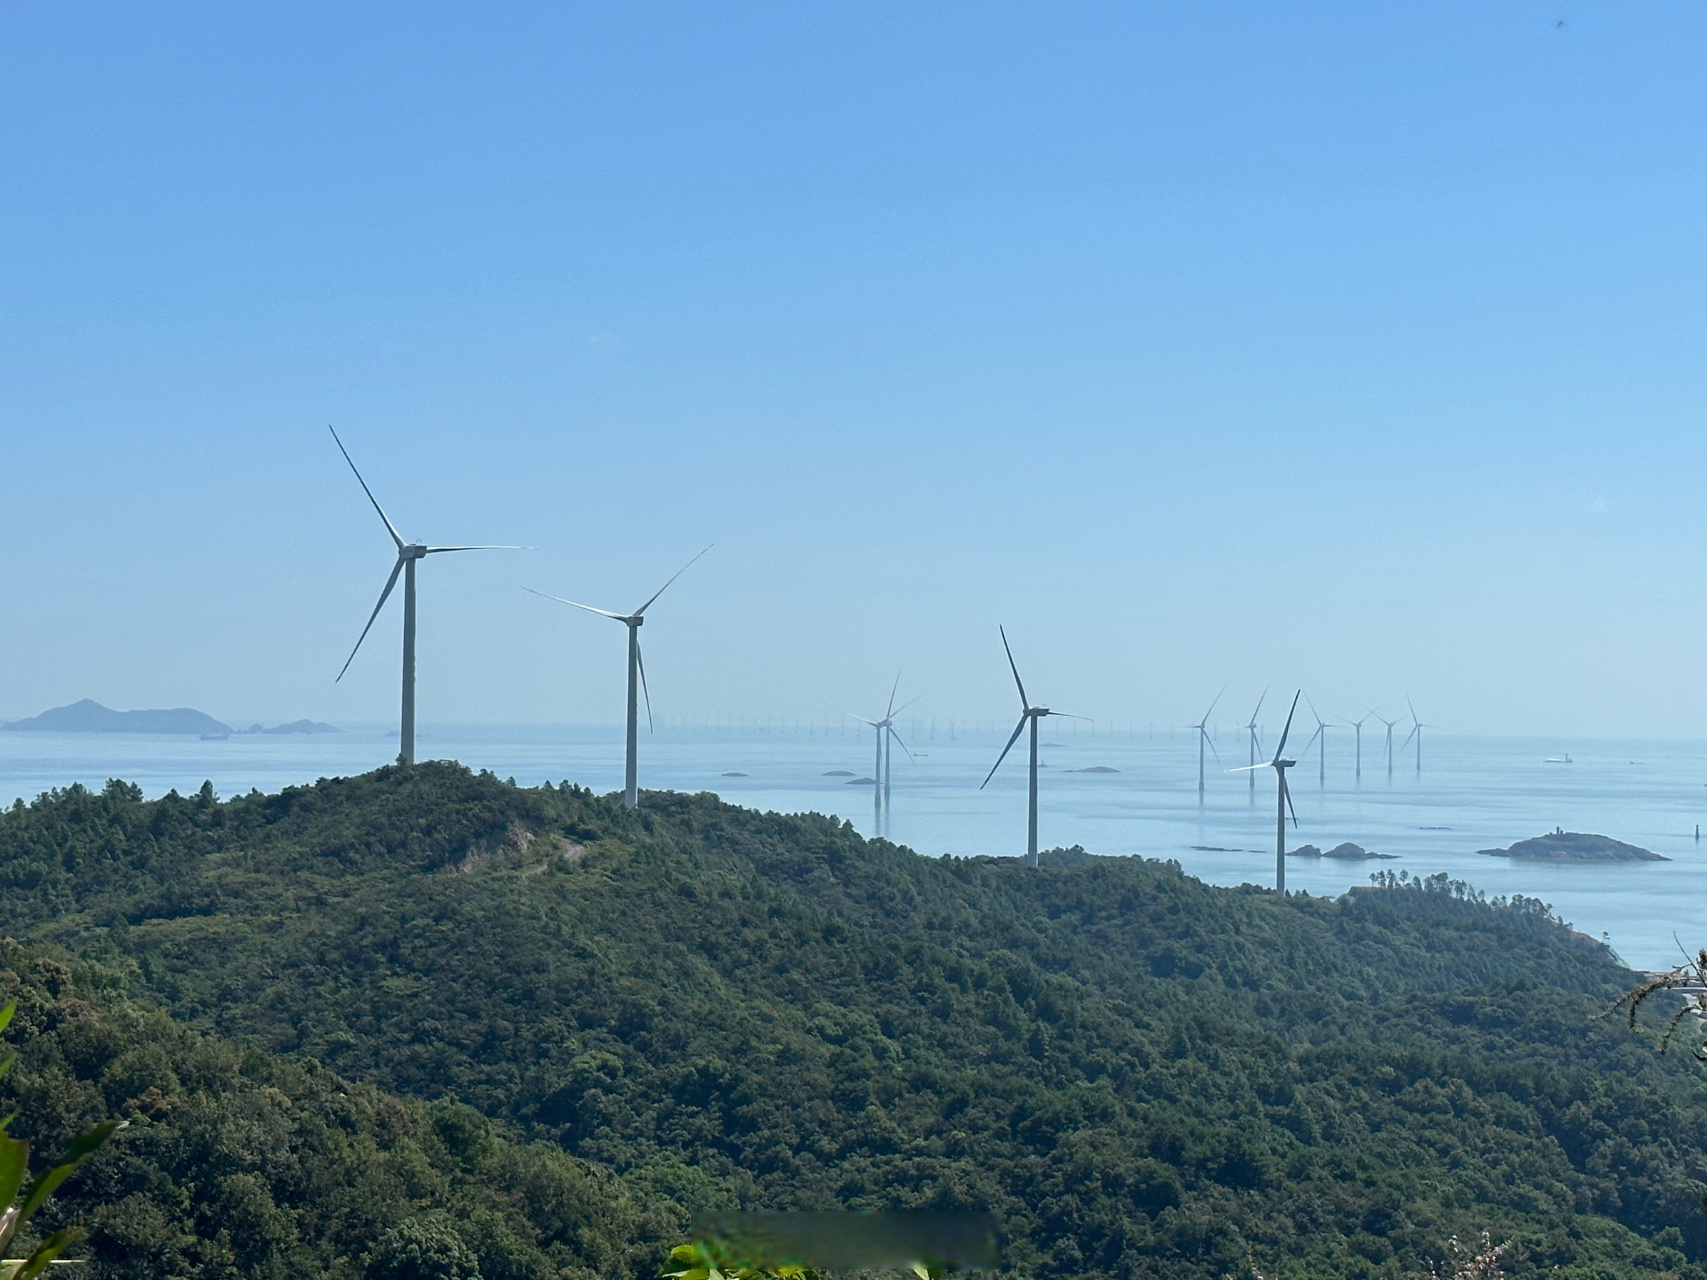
top-left (2, 766), bottom-right (1705, 1279)
top-left (0, 938), bottom-right (668, 1279)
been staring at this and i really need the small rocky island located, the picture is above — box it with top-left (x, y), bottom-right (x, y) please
top-left (1288, 842), bottom-right (1397, 860)
top-left (1478, 828), bottom-right (1668, 863)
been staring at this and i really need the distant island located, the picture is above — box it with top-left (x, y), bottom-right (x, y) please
top-left (1073, 765), bottom-right (1121, 774)
top-left (1478, 828), bottom-right (1668, 863)
top-left (2, 698), bottom-right (230, 736)
top-left (238, 720), bottom-right (341, 735)
top-left (0, 700), bottom-right (338, 737)
top-left (1289, 842), bottom-right (1399, 860)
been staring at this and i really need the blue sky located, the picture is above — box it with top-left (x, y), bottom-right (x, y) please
top-left (3, 2), bottom-right (1705, 737)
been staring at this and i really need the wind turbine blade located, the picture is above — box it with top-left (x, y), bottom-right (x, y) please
top-left (842, 710), bottom-right (881, 727)
top-left (636, 639), bottom-right (654, 732)
top-left (1273, 690), bottom-right (1302, 759)
top-left (1228, 762), bottom-right (1273, 773)
top-left (890, 693), bottom-right (926, 718)
top-left (634, 544), bottom-right (714, 616)
top-left (980, 715), bottom-right (1030, 789)
top-left (1283, 775), bottom-right (1299, 828)
top-left (1048, 712), bottom-right (1094, 722)
top-left (329, 426), bottom-right (405, 551)
top-left (1407, 694), bottom-right (1418, 724)
top-left (337, 556), bottom-right (404, 681)
top-left (885, 671), bottom-right (902, 719)
top-left (1204, 733), bottom-right (1221, 764)
top-left (1298, 724), bottom-right (1322, 757)
top-left (1201, 684), bottom-right (1227, 724)
top-left (887, 726), bottom-right (916, 763)
top-left (1247, 686), bottom-right (1268, 727)
top-left (520, 587), bottom-right (629, 621)
top-left (998, 626), bottom-right (1029, 707)
top-left (1304, 690), bottom-right (1324, 728)
top-left (1399, 724), bottom-right (1418, 752)
top-left (424, 544), bottom-right (532, 554)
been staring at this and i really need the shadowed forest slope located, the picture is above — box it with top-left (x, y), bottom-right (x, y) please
top-left (2, 766), bottom-right (1704, 1279)
top-left (0, 939), bottom-right (667, 1280)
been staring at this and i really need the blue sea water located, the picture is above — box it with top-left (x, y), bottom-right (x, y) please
top-left (2, 722), bottom-right (1703, 970)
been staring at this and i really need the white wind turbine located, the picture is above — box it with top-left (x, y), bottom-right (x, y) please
top-left (981, 627), bottom-right (1085, 866)
top-left (1376, 712), bottom-right (1399, 779)
top-left (525, 546), bottom-right (712, 809)
top-left (1399, 696), bottom-right (1427, 776)
top-left (852, 674), bottom-right (920, 836)
top-left (330, 427), bottom-right (526, 766)
top-left (1232, 690), bottom-right (1302, 896)
top-left (1243, 688), bottom-right (1268, 799)
top-left (1295, 693), bottom-right (1329, 786)
top-left (1191, 688), bottom-right (1226, 802)
top-left (1347, 711), bottom-right (1371, 783)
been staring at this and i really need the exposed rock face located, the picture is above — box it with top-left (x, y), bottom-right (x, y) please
top-left (1289, 842), bottom-right (1397, 860)
top-left (1478, 829), bottom-right (1668, 863)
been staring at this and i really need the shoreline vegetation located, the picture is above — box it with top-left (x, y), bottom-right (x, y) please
top-left (0, 765), bottom-right (1704, 1277)
top-left (1477, 829), bottom-right (1667, 863)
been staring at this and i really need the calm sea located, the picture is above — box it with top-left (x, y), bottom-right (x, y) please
top-left (3, 722), bottom-right (1702, 970)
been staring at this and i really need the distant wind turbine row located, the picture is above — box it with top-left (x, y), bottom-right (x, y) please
top-left (327, 426), bottom-right (1430, 879)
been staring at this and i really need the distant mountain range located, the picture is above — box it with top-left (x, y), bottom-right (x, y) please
top-left (1, 699), bottom-right (337, 736)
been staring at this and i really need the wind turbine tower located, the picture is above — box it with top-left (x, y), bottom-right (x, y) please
top-left (1347, 712), bottom-right (1370, 783)
top-left (981, 627), bottom-right (1084, 866)
top-left (525, 546), bottom-right (712, 808)
top-left (1377, 713), bottom-right (1399, 779)
top-left (1400, 697), bottom-right (1427, 776)
top-left (1296, 694), bottom-right (1330, 786)
top-left (1191, 688), bottom-right (1225, 802)
top-left (329, 427), bottom-right (525, 766)
top-left (1244, 688), bottom-right (1268, 799)
top-left (1234, 691), bottom-right (1301, 896)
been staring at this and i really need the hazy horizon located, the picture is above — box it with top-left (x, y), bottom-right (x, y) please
top-left (6, 4), bottom-right (1706, 738)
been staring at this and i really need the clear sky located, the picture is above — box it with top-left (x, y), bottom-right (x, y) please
top-left (3, 2), bottom-right (1705, 738)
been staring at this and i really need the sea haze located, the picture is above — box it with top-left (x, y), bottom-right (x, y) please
top-left (2, 725), bottom-right (1701, 969)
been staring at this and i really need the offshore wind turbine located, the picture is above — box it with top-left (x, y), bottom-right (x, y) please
top-left (1399, 697), bottom-right (1427, 776)
top-left (1191, 688), bottom-right (1226, 802)
top-left (1376, 713), bottom-right (1399, 779)
top-left (1244, 688), bottom-right (1268, 799)
top-left (852, 674), bottom-right (920, 836)
top-left (330, 427), bottom-right (526, 766)
top-left (981, 627), bottom-right (1084, 866)
top-left (1232, 691), bottom-right (1301, 896)
top-left (525, 546), bottom-right (712, 809)
top-left (1295, 694), bottom-right (1329, 786)
top-left (1347, 711), bottom-right (1371, 783)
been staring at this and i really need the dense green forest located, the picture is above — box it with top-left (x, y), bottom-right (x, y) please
top-left (2, 765), bottom-right (1706, 1278)
top-left (0, 939), bottom-right (667, 1278)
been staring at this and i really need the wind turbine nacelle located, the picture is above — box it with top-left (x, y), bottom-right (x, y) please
top-left (403, 544), bottom-right (429, 560)
top-left (1276, 758), bottom-right (1296, 768)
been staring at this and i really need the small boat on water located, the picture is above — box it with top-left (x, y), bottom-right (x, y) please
top-left (1545, 753), bottom-right (1573, 764)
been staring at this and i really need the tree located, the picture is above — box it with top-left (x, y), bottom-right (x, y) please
top-left (365, 1215), bottom-right (483, 1280)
